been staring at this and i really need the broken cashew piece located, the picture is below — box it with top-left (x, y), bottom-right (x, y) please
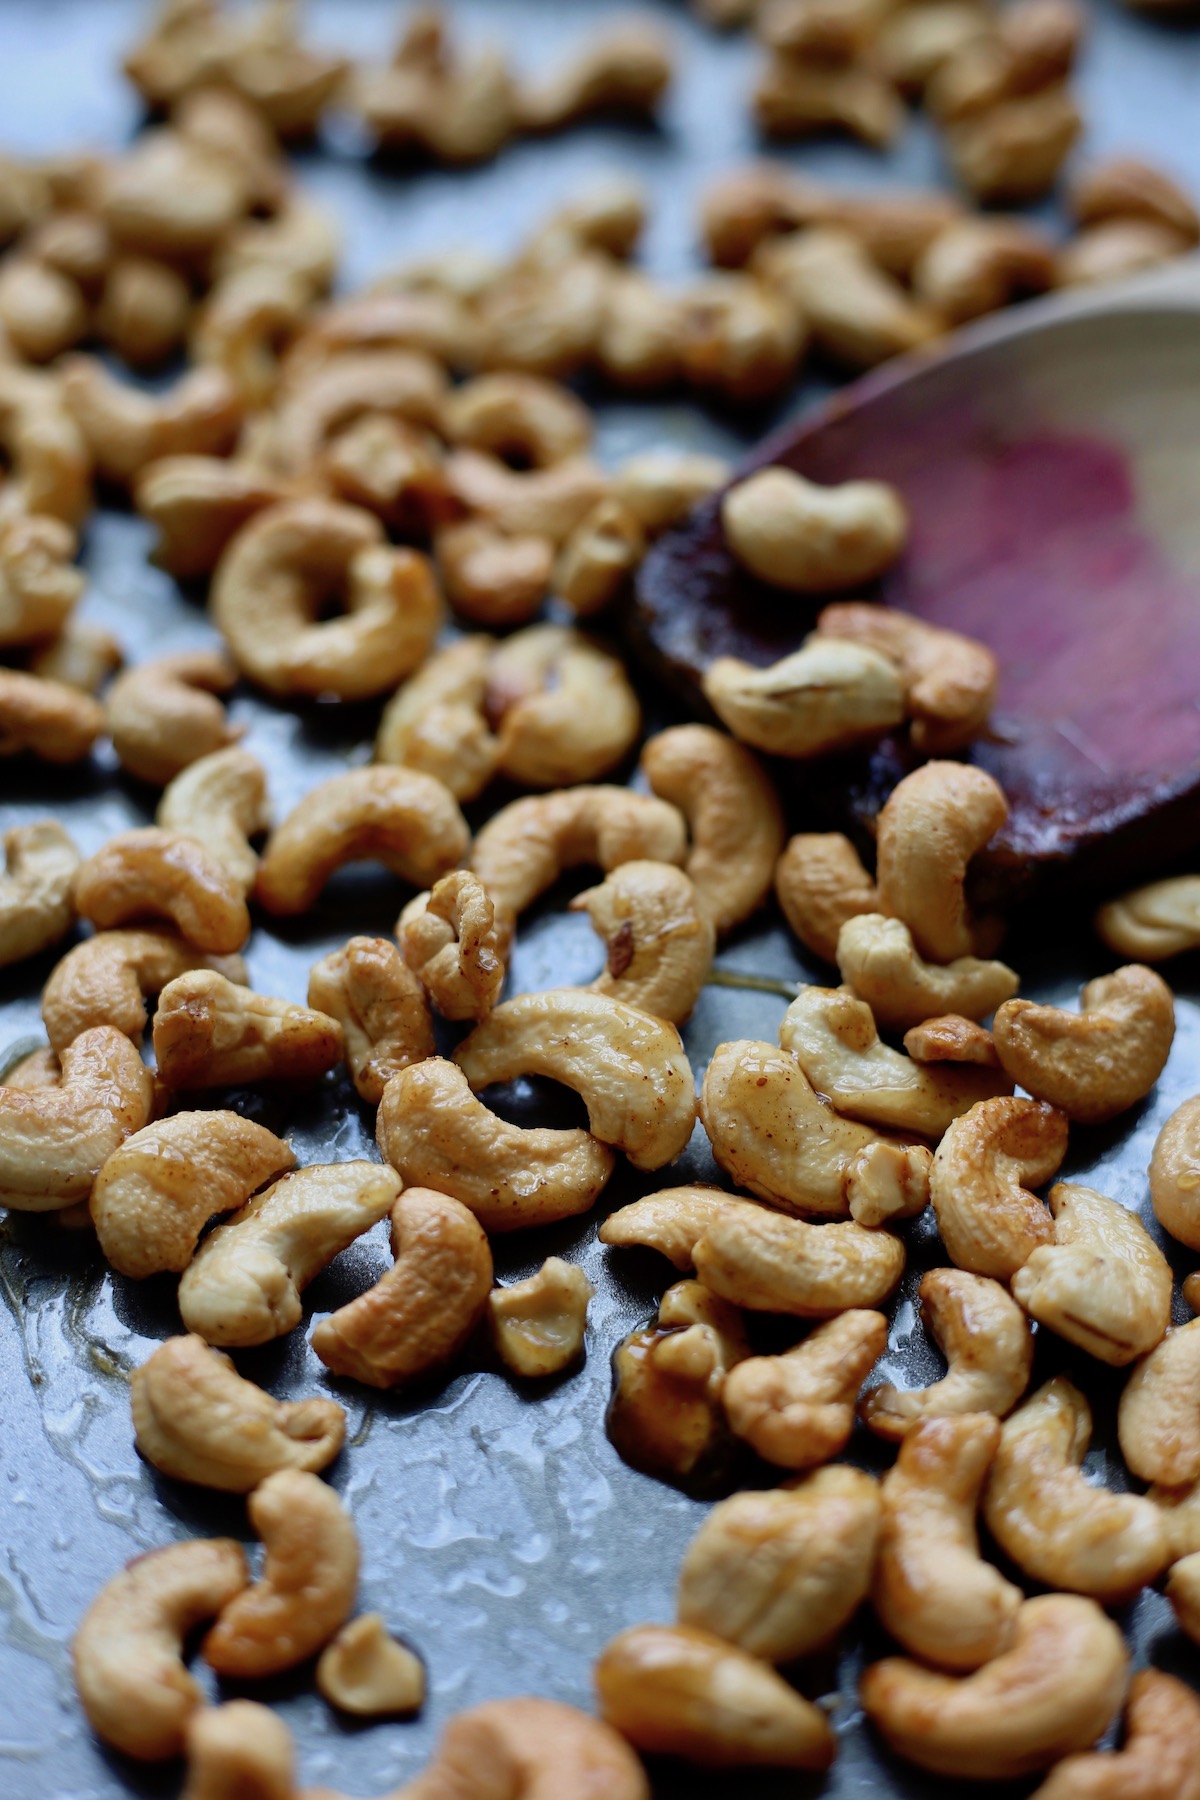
top-left (904, 1015), bottom-right (1000, 1067)
top-left (0, 1025), bottom-right (154, 1212)
top-left (608, 1279), bottom-right (748, 1486)
top-left (876, 760), bottom-right (1008, 963)
top-left (1168, 1554), bottom-right (1200, 1648)
top-left (308, 936), bottom-right (435, 1104)
top-left (1010, 1181), bottom-right (1171, 1366)
top-left (816, 601), bottom-right (998, 753)
top-left (180, 1702), bottom-right (295, 1800)
top-left (703, 640), bottom-right (906, 759)
top-left (152, 968), bottom-right (344, 1089)
top-left (470, 784), bottom-right (687, 917)
top-left (694, 1204), bottom-right (906, 1317)
top-left (488, 1256), bottom-right (594, 1378)
top-left (72, 827), bottom-right (250, 954)
top-left (722, 464), bottom-right (909, 593)
top-left (105, 649), bottom-right (240, 787)
top-left (722, 1310), bottom-right (888, 1468)
top-left (571, 860), bottom-right (714, 1025)
top-left (397, 869), bottom-right (506, 1022)
top-left (0, 820), bottom-right (79, 968)
top-left (1118, 1318), bottom-right (1200, 1486)
top-left (42, 927), bottom-right (245, 1052)
top-left (317, 1615), bottom-right (424, 1718)
top-left (1150, 1094), bottom-right (1200, 1250)
top-left (836, 912), bottom-right (1018, 1033)
top-left (992, 964), bottom-right (1175, 1125)
top-left (157, 745), bottom-right (270, 895)
top-left (775, 830), bottom-right (879, 964)
top-left (1096, 875), bottom-right (1200, 962)
top-left (929, 1095), bottom-right (1068, 1280)
top-left (1031, 1669), bottom-right (1200, 1800)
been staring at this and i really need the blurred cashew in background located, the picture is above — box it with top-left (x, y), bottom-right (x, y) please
top-left (470, 785), bottom-right (687, 917)
top-left (180, 1702), bottom-right (295, 1800)
top-left (721, 464), bottom-right (908, 592)
top-left (308, 935), bottom-right (435, 1103)
top-left (72, 826), bottom-right (250, 953)
top-left (612, 449), bottom-right (729, 536)
top-left (0, 820), bottom-right (79, 968)
top-left (1010, 1182), bottom-right (1171, 1365)
top-left (1031, 1669), bottom-right (1200, 1800)
top-left (703, 639), bottom-right (906, 758)
top-left (694, 1204), bottom-right (906, 1316)
top-left (875, 760), bottom-right (1008, 963)
top-left (106, 649), bottom-right (240, 787)
top-left (62, 357), bottom-right (241, 485)
top-left (485, 624), bottom-right (641, 788)
top-left (930, 1095), bottom-right (1067, 1279)
top-left (836, 912), bottom-right (1018, 1033)
top-left (397, 870), bottom-right (507, 1021)
top-left (815, 601), bottom-right (998, 753)
top-left (861, 1267), bottom-right (1034, 1439)
top-left (0, 512), bottom-right (83, 649)
top-left (42, 927), bottom-right (245, 1051)
top-left (0, 666), bottom-right (104, 762)
top-left (571, 861), bottom-right (714, 1024)
top-left (1150, 1094), bottom-right (1200, 1249)
top-left (0, 1025), bottom-right (153, 1211)
top-left (157, 745), bottom-right (270, 895)
top-left (134, 454), bottom-right (288, 580)
top-left (775, 830), bottom-right (879, 964)
top-left (1096, 875), bottom-right (1200, 962)
top-left (374, 635), bottom-right (498, 800)
top-left (993, 964), bottom-right (1175, 1124)
top-left (722, 1310), bottom-right (887, 1468)
top-left (488, 1256), bottom-right (594, 1379)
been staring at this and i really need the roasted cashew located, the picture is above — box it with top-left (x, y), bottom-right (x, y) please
top-left (612, 449), bottom-right (730, 536)
top-left (945, 86), bottom-right (1082, 206)
top-left (609, 1280), bottom-right (748, 1485)
top-left (62, 357), bottom-right (241, 486)
top-left (1168, 1554), bottom-right (1200, 1647)
top-left (815, 602), bottom-right (997, 755)
top-left (1070, 154), bottom-right (1200, 242)
top-left (640, 723), bottom-right (785, 934)
top-left (95, 254), bottom-right (192, 371)
top-left (203, 1470), bottom-right (358, 1678)
top-left (0, 512), bottom-right (83, 649)
top-left (678, 273), bottom-right (805, 402)
top-left (311, 1186), bottom-right (492, 1390)
top-left (316, 1615), bottom-right (424, 1718)
top-left (703, 640), bottom-right (906, 759)
top-left (470, 785), bottom-right (687, 918)
top-left (554, 498), bottom-right (647, 617)
top-left (73, 827), bottom-right (250, 954)
top-left (0, 362), bottom-right (90, 525)
top-left (442, 371), bottom-right (591, 468)
top-left (0, 256), bottom-right (87, 364)
top-left (694, 1204), bottom-right (906, 1317)
top-left (837, 913), bottom-right (1018, 1032)
top-left (519, 21), bottom-right (673, 132)
top-left (105, 649), bottom-right (240, 787)
top-left (485, 623), bottom-right (641, 789)
top-left (0, 1026), bottom-right (153, 1212)
top-left (599, 1184), bottom-right (771, 1269)
top-left (29, 617), bottom-right (122, 694)
top-left (131, 1333), bottom-right (345, 1492)
top-left (1096, 875), bottom-right (1200, 962)
top-left (488, 1256), bottom-right (594, 1379)
top-left (1032, 1669), bottom-right (1200, 1800)
top-left (375, 635), bottom-right (498, 801)
top-left (1011, 1182), bottom-right (1171, 1366)
top-left (755, 226), bottom-right (940, 370)
top-left (595, 1623), bottom-right (835, 1771)
top-left (180, 1701), bottom-right (294, 1800)
top-left (213, 499), bottom-right (441, 702)
top-left (913, 217), bottom-right (1056, 324)
top-left (776, 830), bottom-right (879, 964)
top-left (722, 1310), bottom-right (888, 1468)
top-left (151, 969), bottom-right (342, 1090)
top-left (1119, 1318), bottom-right (1200, 1485)
top-left (1150, 1095), bottom-right (1200, 1249)
top-left (984, 1377), bottom-right (1168, 1600)
top-left (722, 465), bottom-right (908, 594)
top-left (860, 1595), bottom-right (1128, 1780)
top-left (861, 1267), bottom-right (1034, 1439)
top-left (455, 989), bottom-right (696, 1171)
top-left (993, 964), bottom-right (1175, 1125)
top-left (434, 517), bottom-right (554, 628)
top-left (216, 195), bottom-right (339, 296)
top-left (134, 454), bottom-right (288, 580)
top-left (287, 282), bottom-right (482, 377)
top-left (268, 349), bottom-right (447, 477)
top-left (876, 761), bottom-right (1008, 963)
top-left (0, 666), bottom-right (104, 763)
top-left (904, 1015), bottom-right (999, 1066)
top-left (193, 263), bottom-right (312, 410)
top-left (42, 927), bottom-right (245, 1052)
top-left (445, 448), bottom-right (611, 548)
top-left (73, 1538), bottom-right (249, 1762)
top-left (570, 861), bottom-right (714, 1025)
top-left (678, 1464), bottom-right (879, 1662)
top-left (874, 1412), bottom-right (1021, 1671)
top-left (1057, 217), bottom-right (1192, 288)
top-left (308, 936), bottom-right (435, 1105)
top-left (256, 767), bottom-right (469, 916)
top-left (929, 1095), bottom-right (1068, 1279)
top-left (397, 871), bottom-right (506, 1023)
top-left (0, 821), bottom-right (79, 968)
top-left (99, 125), bottom-right (250, 258)
top-left (91, 1109), bottom-right (294, 1279)
top-left (157, 745), bottom-right (270, 896)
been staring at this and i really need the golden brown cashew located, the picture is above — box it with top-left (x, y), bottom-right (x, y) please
top-left (374, 635), bottom-right (498, 801)
top-left (1119, 1319), bottom-right (1200, 1485)
top-left (98, 124), bottom-right (249, 258)
top-left (0, 821), bottom-right (79, 968)
top-left (1150, 1095), bottom-right (1200, 1250)
top-left (1031, 1669), bottom-right (1200, 1800)
top-left (62, 357), bottom-right (241, 486)
top-left (909, 1018), bottom-right (1002, 1067)
top-left (860, 1595), bottom-right (1128, 1780)
top-left (861, 1268), bottom-right (1035, 1440)
top-left (876, 761), bottom-right (1008, 963)
top-left (0, 1026), bottom-right (154, 1212)
top-left (0, 666), bottom-right (104, 763)
top-left (105, 649), bottom-right (240, 787)
top-left (471, 785), bottom-right (687, 918)
top-left (554, 498), bottom-right (647, 617)
top-left (595, 1623), bottom-right (836, 1770)
top-left (1168, 1554), bottom-right (1200, 1646)
top-left (640, 724), bottom-right (785, 934)
top-left (695, 1204), bottom-right (906, 1317)
top-left (442, 371), bottom-right (591, 467)
top-left (613, 449), bottom-right (730, 536)
top-left (95, 254), bottom-right (192, 372)
top-left (775, 830), bottom-right (879, 964)
top-left (434, 516), bottom-right (554, 629)
top-left (445, 449), bottom-right (611, 548)
top-left (485, 623), bottom-right (641, 789)
top-left (874, 1412), bottom-right (1021, 1671)
top-left (519, 22), bottom-right (673, 131)
top-left (157, 745), bottom-right (270, 896)
top-left (73, 827), bottom-right (250, 954)
top-left (91, 1110), bottom-right (294, 1279)
top-left (42, 927), bottom-right (246, 1052)
top-left (488, 1256), bottom-right (594, 1379)
top-left (203, 1471), bottom-right (358, 1678)
top-left (134, 454), bottom-right (289, 580)
top-left (193, 263), bottom-right (312, 410)
top-left (311, 1186), bottom-right (492, 1389)
top-left (985, 1377), bottom-right (1168, 1600)
top-left (1011, 1182), bottom-right (1171, 1365)
top-left (377, 1058), bottom-right (614, 1233)
top-left (397, 870), bottom-right (507, 1023)
top-left (180, 1701), bottom-right (295, 1800)
top-left (0, 363), bottom-right (90, 526)
top-left (722, 465), bottom-right (908, 593)
top-left (703, 640), bottom-right (906, 759)
top-left (269, 350), bottom-right (448, 477)
top-left (309, 936), bottom-right (434, 1104)
top-left (837, 913), bottom-right (1018, 1033)
top-left (599, 1184), bottom-right (771, 1269)
top-left (1096, 876), bottom-right (1200, 962)
top-left (256, 767), bottom-right (469, 916)
top-left (73, 1538), bottom-right (250, 1762)
top-left (0, 513), bottom-right (83, 649)
top-left (678, 1465), bottom-right (879, 1662)
top-left (152, 969), bottom-right (343, 1090)
top-left (609, 1279), bottom-right (747, 1484)
top-left (571, 861), bottom-right (715, 1025)
top-left (722, 1311), bottom-right (888, 1468)
top-left (993, 965), bottom-right (1175, 1125)
top-left (131, 1334), bottom-right (345, 1492)
top-left (0, 257), bottom-right (87, 364)
top-left (815, 602), bottom-right (998, 754)
top-left (755, 226), bottom-right (940, 370)
top-left (1070, 155), bottom-right (1200, 241)
top-left (317, 1615), bottom-right (424, 1718)
top-left (213, 499), bottom-right (441, 702)
top-left (29, 617), bottom-right (123, 695)
top-left (678, 273), bottom-right (805, 401)
top-left (930, 1096), bottom-right (1068, 1279)
top-left (454, 989), bottom-right (697, 1171)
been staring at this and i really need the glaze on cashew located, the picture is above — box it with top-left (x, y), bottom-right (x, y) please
top-left (470, 785), bottom-right (687, 917)
top-left (992, 964), bottom-right (1175, 1125)
top-left (1149, 1095), bottom-right (1200, 1250)
top-left (72, 827), bottom-right (250, 954)
top-left (0, 820), bottom-right (79, 969)
top-left (42, 927), bottom-right (246, 1052)
top-left (1011, 1182), bottom-right (1171, 1365)
top-left (0, 1026), bottom-right (154, 1212)
top-left (488, 1256), bottom-right (594, 1379)
top-left (694, 1203), bottom-right (906, 1317)
top-left (722, 1310), bottom-right (888, 1468)
top-left (599, 1184), bottom-right (771, 1269)
top-left (861, 1268), bottom-right (1034, 1439)
top-left (571, 861), bottom-right (714, 1024)
top-left (875, 760), bottom-right (1008, 963)
top-left (837, 912), bottom-right (1018, 1033)
top-left (106, 649), bottom-right (240, 788)
top-left (397, 870), bottom-right (507, 1022)
top-left (703, 640), bottom-right (906, 759)
top-left (816, 601), bottom-right (999, 753)
top-left (1032, 1669), bottom-right (1200, 1800)
top-left (722, 464), bottom-right (908, 593)
top-left (1096, 875), bottom-right (1200, 962)
top-left (316, 1615), bottom-right (424, 1718)
top-left (929, 1096), bottom-right (1068, 1279)
top-left (152, 968), bottom-right (343, 1090)
top-left (157, 745), bottom-right (270, 896)
top-left (308, 936), bottom-right (435, 1104)
top-left (608, 1279), bottom-right (748, 1485)
top-left (775, 830), bottom-right (879, 964)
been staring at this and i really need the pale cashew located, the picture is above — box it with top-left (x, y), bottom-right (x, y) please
top-left (722, 465), bottom-right (908, 594)
top-left (0, 363), bottom-right (90, 526)
top-left (42, 927), bottom-right (245, 1052)
top-left (779, 985), bottom-right (1010, 1136)
top-left (377, 1058), bottom-right (614, 1233)
top-left (0, 1026), bottom-right (154, 1212)
top-left (131, 1334), bottom-right (345, 1492)
top-left (0, 666), bottom-right (104, 763)
top-left (595, 1623), bottom-right (835, 1771)
top-left (435, 518), bottom-right (555, 628)
top-left (308, 936), bottom-right (434, 1105)
top-left (324, 413), bottom-right (448, 535)
top-left (837, 913), bottom-right (1018, 1033)
top-left (455, 989), bottom-right (696, 1171)
top-left (445, 449), bottom-right (611, 547)
top-left (815, 600), bottom-right (998, 753)
top-left (876, 761), bottom-right (1008, 963)
top-left (640, 723), bottom-right (785, 934)
top-left (1070, 154), bottom-right (1200, 242)
top-left (256, 767), bottom-right (469, 916)
top-left (203, 1470), bottom-right (358, 1678)
top-left (178, 1161), bottom-right (401, 1349)
top-left (776, 830), bottom-right (879, 964)
top-left (62, 357), bottom-right (241, 486)
top-left (442, 371), bottom-right (591, 468)
top-left (612, 450), bottom-right (730, 536)
top-left (1150, 1095), bottom-right (1200, 1249)
top-left (930, 1095), bottom-right (1067, 1279)
top-left (755, 51), bottom-right (903, 147)
top-left (470, 785), bottom-right (687, 918)
top-left (913, 216), bottom-right (1056, 324)
top-left (0, 512), bottom-right (83, 649)
top-left (0, 256), bottom-right (86, 363)
top-left (1096, 875), bottom-right (1200, 962)
top-left (105, 649), bottom-right (240, 786)
top-left (874, 1412), bottom-right (1021, 1671)
top-left (73, 1539), bottom-right (249, 1762)
top-left (985, 1377), bottom-right (1168, 1599)
top-left (96, 255), bottom-right (192, 371)
top-left (180, 1702), bottom-right (294, 1800)
top-left (216, 196), bottom-right (338, 296)
top-left (28, 617), bottom-right (122, 694)
top-left (1168, 1554), bottom-right (1200, 1647)
top-left (904, 1014), bottom-right (1001, 1066)
top-left (268, 350), bottom-right (447, 477)
top-left (73, 827), bottom-right (250, 954)
top-left (311, 1186), bottom-right (492, 1390)
top-left (151, 969), bottom-right (342, 1091)
top-left (375, 635), bottom-right (498, 801)
top-left (213, 499), bottom-right (441, 702)
top-left (1057, 217), bottom-right (1193, 288)
top-left (703, 641), bottom-right (906, 759)
top-left (0, 821), bottom-right (79, 968)
top-left (317, 1615), bottom-right (424, 1718)
top-left (993, 965), bottom-right (1175, 1125)
top-left (722, 1310), bottom-right (888, 1468)
top-left (1032, 1669), bottom-right (1200, 1800)
top-left (519, 22), bottom-right (673, 132)
top-left (91, 1110), bottom-right (294, 1279)
top-left (354, 18), bottom-right (518, 166)
top-left (571, 861), bottom-right (715, 1024)
top-left (678, 272), bottom-right (806, 402)
top-left (488, 1256), bottom-right (594, 1379)
top-left (1119, 1318), bottom-right (1200, 1485)
top-left (1011, 1182), bottom-right (1171, 1366)
top-left (289, 283), bottom-right (482, 377)
top-left (860, 1594), bottom-right (1128, 1780)
top-left (485, 623), bottom-right (641, 789)
top-left (755, 225), bottom-right (940, 369)
top-left (861, 1267), bottom-right (1034, 1439)
top-left (134, 454), bottom-right (288, 580)
top-left (695, 1205), bottom-right (906, 1317)
top-left (157, 745), bottom-right (270, 896)
top-left (609, 1277), bottom-right (749, 1485)
top-left (599, 1184), bottom-right (771, 1270)
top-left (554, 499), bottom-right (647, 617)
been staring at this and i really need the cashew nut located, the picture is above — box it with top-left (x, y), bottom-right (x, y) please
top-left (1168, 1554), bottom-right (1200, 1647)
top-left (180, 1702), bottom-right (294, 1800)
top-left (28, 617), bottom-right (122, 694)
top-left (397, 869), bottom-right (507, 1022)
top-left (0, 666), bottom-right (104, 763)
top-left (929, 1095), bottom-right (1068, 1279)
top-left (1031, 1669), bottom-right (1200, 1800)
top-left (599, 1183), bottom-right (772, 1270)
top-left (42, 926), bottom-right (245, 1052)
top-left (722, 464), bottom-right (909, 594)
top-left (316, 1615), bottom-right (424, 1718)
top-left (904, 1014), bottom-right (1001, 1067)
top-left (1096, 875), bottom-right (1200, 962)
top-left (157, 745), bottom-right (270, 895)
top-left (374, 635), bottom-right (498, 801)
top-left (131, 1334), bottom-right (345, 1491)
top-left (1070, 154), bottom-right (1200, 243)
top-left (1118, 1317), bottom-right (1200, 1486)
top-left (96, 254), bottom-right (192, 372)
top-left (105, 649), bottom-right (240, 786)
top-left (435, 517), bottom-right (554, 628)
top-left (0, 362), bottom-right (90, 525)
top-left (445, 448), bottom-right (610, 547)
top-left (0, 820), bottom-right (79, 968)
top-left (608, 1279), bottom-right (748, 1486)
top-left (152, 968), bottom-right (343, 1090)
top-left (1011, 1182), bottom-right (1171, 1365)
top-left (470, 786), bottom-right (687, 917)
top-left (0, 1026), bottom-right (154, 1212)
top-left (775, 830), bottom-right (879, 963)
top-left (993, 965), bottom-right (1176, 1125)
top-left (554, 498), bottom-right (647, 616)
top-left (722, 1310), bottom-right (888, 1468)
top-left (308, 936), bottom-right (435, 1104)
top-left (255, 767), bottom-right (469, 916)
top-left (91, 1109), bottom-right (294, 1279)
top-left (755, 225), bottom-right (940, 369)
top-left (912, 216), bottom-right (1056, 324)
top-left (612, 449), bottom-right (730, 536)
top-left (0, 512), bottom-right (83, 649)
top-left (311, 1186), bottom-right (492, 1390)
top-left (755, 53), bottom-right (903, 148)
top-left (488, 1256), bottom-right (594, 1378)
top-left (570, 861), bottom-right (715, 1024)
top-left (442, 370), bottom-right (591, 468)
top-left (62, 357), bottom-right (241, 486)
top-left (72, 827), bottom-right (250, 954)
top-left (268, 350), bottom-right (447, 477)
top-left (984, 1377), bottom-right (1169, 1600)
top-left (519, 22), bottom-right (673, 132)
top-left (1150, 1095), bottom-right (1200, 1249)
top-left (73, 1538), bottom-right (249, 1761)
top-left (485, 623), bottom-right (641, 789)
top-left (861, 1267), bottom-right (1034, 1439)
top-left (945, 86), bottom-right (1082, 205)
top-left (837, 913), bottom-right (1018, 1032)
top-left (178, 1161), bottom-right (401, 1348)
top-left (702, 640), bottom-right (906, 758)
top-left (876, 760), bottom-right (1008, 963)
top-left (134, 454), bottom-right (288, 579)
top-left (694, 1202), bottom-right (906, 1317)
